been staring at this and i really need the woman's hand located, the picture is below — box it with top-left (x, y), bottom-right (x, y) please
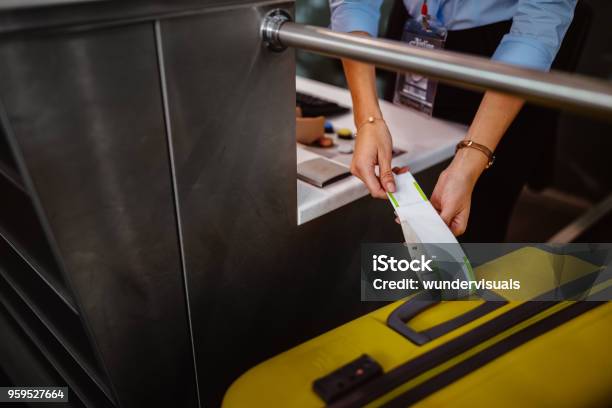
top-left (351, 120), bottom-right (396, 199)
top-left (430, 148), bottom-right (488, 236)
top-left (340, 51), bottom-right (402, 200)
top-left (430, 92), bottom-right (523, 236)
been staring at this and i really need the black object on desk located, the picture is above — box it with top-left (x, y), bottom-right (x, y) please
top-left (296, 91), bottom-right (350, 117)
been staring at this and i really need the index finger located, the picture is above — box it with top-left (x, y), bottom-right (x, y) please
top-left (356, 163), bottom-right (387, 199)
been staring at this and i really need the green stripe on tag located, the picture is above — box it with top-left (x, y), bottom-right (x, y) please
top-left (463, 256), bottom-right (476, 281)
top-left (388, 192), bottom-right (399, 208)
top-left (413, 181), bottom-right (427, 201)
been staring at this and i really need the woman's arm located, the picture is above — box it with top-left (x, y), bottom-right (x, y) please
top-left (431, 0), bottom-right (577, 236)
top-left (430, 92), bottom-right (524, 236)
top-left (342, 34), bottom-right (399, 198)
top-left (329, 1), bottom-right (397, 198)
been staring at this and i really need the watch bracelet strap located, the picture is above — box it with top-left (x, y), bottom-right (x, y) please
top-left (456, 139), bottom-right (495, 169)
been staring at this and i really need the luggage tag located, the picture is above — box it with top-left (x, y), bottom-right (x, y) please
top-left (393, 0), bottom-right (447, 116)
top-left (387, 172), bottom-right (475, 298)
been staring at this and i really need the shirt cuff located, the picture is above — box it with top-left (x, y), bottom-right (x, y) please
top-left (330, 4), bottom-right (380, 37)
top-left (492, 34), bottom-right (555, 72)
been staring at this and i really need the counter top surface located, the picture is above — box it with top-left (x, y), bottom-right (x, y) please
top-left (296, 76), bottom-right (467, 225)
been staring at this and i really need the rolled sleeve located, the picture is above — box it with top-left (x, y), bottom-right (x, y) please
top-left (492, 0), bottom-right (577, 71)
top-left (329, 0), bottom-right (383, 37)
top-left (492, 35), bottom-right (555, 71)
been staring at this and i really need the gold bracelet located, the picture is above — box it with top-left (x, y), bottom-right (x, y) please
top-left (355, 116), bottom-right (385, 135)
top-left (456, 139), bottom-right (495, 169)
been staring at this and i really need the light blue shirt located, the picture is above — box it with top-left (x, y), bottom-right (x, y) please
top-left (329, 0), bottom-right (577, 71)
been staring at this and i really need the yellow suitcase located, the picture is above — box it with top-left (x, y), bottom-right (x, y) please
top-left (223, 247), bottom-right (612, 407)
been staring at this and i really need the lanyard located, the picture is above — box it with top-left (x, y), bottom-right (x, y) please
top-left (420, 0), bottom-right (431, 30)
top-left (419, 0), bottom-right (447, 30)
top-left (420, 0), bottom-right (447, 20)
top-left (421, 0), bottom-right (429, 17)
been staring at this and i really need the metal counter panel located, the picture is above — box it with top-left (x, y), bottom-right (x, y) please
top-left (0, 23), bottom-right (197, 407)
top-left (159, 3), bottom-right (298, 405)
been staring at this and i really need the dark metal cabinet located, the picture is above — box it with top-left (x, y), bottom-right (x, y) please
top-left (159, 6), bottom-right (296, 405)
top-left (0, 1), bottom-right (402, 407)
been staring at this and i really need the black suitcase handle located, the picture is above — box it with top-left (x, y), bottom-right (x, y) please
top-left (386, 291), bottom-right (507, 345)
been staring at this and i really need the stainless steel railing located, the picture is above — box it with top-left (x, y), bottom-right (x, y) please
top-left (261, 10), bottom-right (612, 119)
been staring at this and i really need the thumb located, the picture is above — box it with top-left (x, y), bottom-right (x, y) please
top-left (450, 207), bottom-right (469, 237)
top-left (438, 199), bottom-right (456, 227)
top-left (378, 152), bottom-right (396, 193)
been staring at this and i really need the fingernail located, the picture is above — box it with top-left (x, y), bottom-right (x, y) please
top-left (386, 182), bottom-right (396, 193)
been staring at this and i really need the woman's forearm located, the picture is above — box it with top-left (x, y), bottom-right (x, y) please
top-left (455, 91), bottom-right (525, 183)
top-left (342, 58), bottom-right (380, 125)
top-left (341, 33), bottom-right (382, 126)
top-left (340, 32), bottom-right (401, 197)
top-left (431, 91), bottom-right (525, 235)
top-left (468, 91), bottom-right (525, 150)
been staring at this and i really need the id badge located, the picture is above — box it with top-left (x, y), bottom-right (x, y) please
top-left (394, 15), bottom-right (447, 116)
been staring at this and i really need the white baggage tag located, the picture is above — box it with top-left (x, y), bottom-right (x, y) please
top-left (387, 172), bottom-right (475, 296)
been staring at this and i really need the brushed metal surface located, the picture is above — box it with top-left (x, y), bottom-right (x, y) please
top-left (0, 0), bottom-right (104, 11)
top-left (159, 4), bottom-right (297, 404)
top-left (0, 244), bottom-right (114, 407)
top-left (0, 0), bottom-right (281, 35)
top-left (160, 4), bottom-right (405, 405)
top-left (0, 303), bottom-right (88, 407)
top-left (0, 1), bottom-right (413, 407)
top-left (0, 24), bottom-right (197, 407)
